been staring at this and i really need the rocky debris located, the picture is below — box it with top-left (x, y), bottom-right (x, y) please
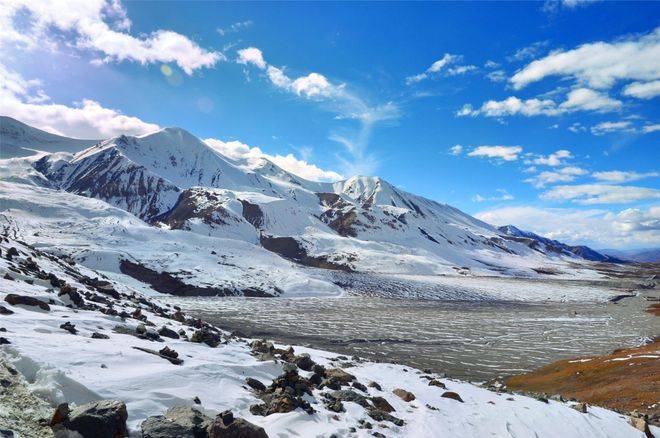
top-left (58, 284), bottom-right (85, 308)
top-left (246, 377), bottom-right (267, 392)
top-left (249, 364), bottom-right (314, 416)
top-left (629, 417), bottom-right (653, 438)
top-left (50, 400), bottom-right (128, 438)
top-left (0, 306), bottom-right (13, 315)
top-left (91, 332), bottom-right (110, 339)
top-left (0, 337), bottom-right (10, 345)
top-left (4, 294), bottom-right (50, 311)
top-left (5, 247), bottom-right (19, 261)
top-left (141, 406), bottom-right (212, 438)
top-left (159, 346), bottom-right (179, 360)
top-left (132, 346), bottom-right (184, 365)
top-left (113, 324), bottom-right (162, 342)
top-left (193, 396), bottom-right (201, 405)
top-left (366, 409), bottom-right (404, 427)
top-left (327, 389), bottom-right (370, 408)
top-left (59, 321), bottom-right (77, 335)
top-left (428, 379), bottom-right (446, 389)
top-left (324, 368), bottom-right (355, 385)
top-left (250, 339), bottom-right (274, 354)
top-left (293, 353), bottom-right (315, 371)
top-left (441, 391), bottom-right (464, 403)
top-left (158, 326), bottom-right (180, 339)
top-left (572, 402), bottom-right (588, 413)
top-left (208, 410), bottom-right (268, 438)
top-left (392, 388), bottom-right (415, 402)
top-left (190, 327), bottom-right (222, 347)
top-left (370, 396), bottom-right (395, 413)
top-left (352, 381), bottom-right (368, 392)
top-left (3, 273), bottom-right (14, 281)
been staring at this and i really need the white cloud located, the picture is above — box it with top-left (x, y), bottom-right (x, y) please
top-left (622, 80), bottom-right (660, 99)
top-left (541, 184), bottom-right (660, 204)
top-left (531, 149), bottom-right (572, 166)
top-left (0, 62), bottom-right (158, 138)
top-left (643, 123), bottom-right (660, 133)
top-left (467, 145), bottom-right (523, 161)
top-left (459, 88), bottom-right (621, 118)
top-left (405, 54), bottom-right (475, 84)
top-left (486, 70), bottom-right (507, 83)
top-left (449, 145), bottom-right (463, 155)
top-left (0, 0), bottom-right (222, 74)
top-left (525, 166), bottom-right (588, 188)
top-left (217, 20), bottom-right (253, 36)
top-left (508, 41), bottom-right (549, 62)
top-left (472, 189), bottom-right (514, 203)
top-left (204, 138), bottom-right (342, 182)
top-left (590, 120), bottom-right (635, 135)
top-left (476, 205), bottom-right (659, 248)
top-left (568, 122), bottom-right (586, 132)
top-left (237, 47), bottom-right (266, 69)
top-left (559, 88), bottom-right (622, 112)
top-left (592, 170), bottom-right (659, 183)
top-left (510, 27), bottom-right (660, 90)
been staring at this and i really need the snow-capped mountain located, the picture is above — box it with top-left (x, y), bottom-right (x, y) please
top-left (0, 116), bottom-right (613, 296)
top-left (0, 116), bottom-right (99, 158)
top-left (498, 225), bottom-right (623, 263)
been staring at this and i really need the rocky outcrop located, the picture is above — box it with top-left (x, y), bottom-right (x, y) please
top-left (4, 294), bottom-right (50, 311)
top-left (50, 400), bottom-right (128, 438)
top-left (259, 235), bottom-right (352, 271)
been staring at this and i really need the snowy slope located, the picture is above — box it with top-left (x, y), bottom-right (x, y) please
top-left (0, 237), bottom-right (653, 438)
top-left (0, 116), bottom-right (99, 158)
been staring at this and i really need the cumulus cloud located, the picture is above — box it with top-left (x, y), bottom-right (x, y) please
top-left (458, 88), bottom-right (621, 118)
top-left (530, 149), bottom-right (572, 166)
top-left (467, 145), bottom-right (523, 161)
top-left (204, 138), bottom-right (342, 182)
top-left (525, 166), bottom-right (588, 188)
top-left (237, 47), bottom-right (267, 69)
top-left (541, 184), bottom-right (660, 204)
top-left (622, 80), bottom-right (660, 99)
top-left (0, 62), bottom-right (158, 138)
top-left (405, 54), bottom-right (476, 84)
top-left (592, 170), bottom-right (659, 183)
top-left (0, 0), bottom-right (222, 74)
top-left (476, 205), bottom-right (659, 248)
top-left (510, 27), bottom-right (660, 91)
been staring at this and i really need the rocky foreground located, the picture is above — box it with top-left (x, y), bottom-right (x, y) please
top-left (0, 234), bottom-right (657, 437)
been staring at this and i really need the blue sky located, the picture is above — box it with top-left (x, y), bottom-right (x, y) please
top-left (0, 0), bottom-right (658, 248)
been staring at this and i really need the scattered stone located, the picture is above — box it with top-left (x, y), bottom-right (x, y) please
top-left (370, 396), bottom-right (395, 413)
top-left (0, 337), bottom-right (10, 345)
top-left (193, 396), bottom-right (201, 405)
top-left (428, 379), bottom-right (446, 389)
top-left (158, 326), bottom-right (180, 339)
top-left (367, 409), bottom-right (404, 427)
top-left (0, 306), bottom-right (13, 315)
top-left (571, 402), bottom-right (588, 413)
top-left (59, 321), bottom-right (77, 335)
top-left (368, 381), bottom-right (382, 391)
top-left (246, 377), bottom-right (267, 392)
top-left (441, 391), bottom-right (464, 403)
top-left (50, 399), bottom-right (128, 438)
top-left (329, 389), bottom-right (370, 408)
top-left (141, 406), bottom-right (212, 438)
top-left (3, 274), bottom-right (14, 281)
top-left (535, 395), bottom-right (549, 404)
top-left (6, 247), bottom-right (19, 260)
top-left (132, 346), bottom-right (183, 365)
top-left (136, 323), bottom-right (147, 335)
top-left (250, 339), bottom-right (274, 354)
top-left (392, 388), bottom-right (415, 402)
top-left (352, 381), bottom-right (368, 392)
top-left (159, 346), bottom-right (179, 359)
top-left (629, 417), bottom-right (653, 438)
top-left (4, 294), bottom-right (50, 311)
top-left (190, 327), bottom-right (222, 347)
top-left (325, 368), bottom-right (355, 385)
top-left (208, 410), bottom-right (268, 438)
top-left (91, 332), bottom-right (110, 339)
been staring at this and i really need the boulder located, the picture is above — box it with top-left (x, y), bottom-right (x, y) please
top-left (370, 396), bottom-right (395, 413)
top-left (392, 388), bottom-right (415, 402)
top-left (428, 379), bottom-right (446, 389)
top-left (571, 402), bottom-right (588, 413)
top-left (352, 381), bottom-right (368, 392)
top-left (367, 381), bottom-right (382, 391)
top-left (629, 417), bottom-right (652, 438)
top-left (159, 326), bottom-right (180, 339)
top-left (190, 327), bottom-right (222, 347)
top-left (441, 391), bottom-right (464, 402)
top-left (293, 354), bottom-right (315, 371)
top-left (0, 305), bottom-right (14, 315)
top-left (51, 399), bottom-right (128, 438)
top-left (60, 322), bottom-right (77, 335)
top-left (208, 410), bottom-right (268, 438)
top-left (246, 377), bottom-right (267, 392)
top-left (4, 294), bottom-right (50, 311)
top-left (141, 406), bottom-right (212, 438)
top-left (367, 409), bottom-right (404, 427)
top-left (325, 368), bottom-right (355, 384)
top-left (92, 332), bottom-right (110, 340)
top-left (329, 389), bottom-right (370, 408)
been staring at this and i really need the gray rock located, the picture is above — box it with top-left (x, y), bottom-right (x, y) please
top-left (51, 399), bottom-right (128, 438)
top-left (141, 406), bottom-right (212, 438)
top-left (208, 410), bottom-right (268, 438)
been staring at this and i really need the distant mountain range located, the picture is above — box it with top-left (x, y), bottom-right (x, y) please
top-left (0, 116), bottom-right (633, 296)
top-left (498, 225), bottom-right (625, 263)
top-left (598, 248), bottom-right (660, 263)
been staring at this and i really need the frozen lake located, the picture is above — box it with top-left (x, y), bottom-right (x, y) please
top-left (158, 281), bottom-right (658, 381)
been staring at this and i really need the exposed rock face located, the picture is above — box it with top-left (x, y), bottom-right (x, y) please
top-left (259, 235), bottom-right (352, 271)
top-left (50, 400), bottom-right (128, 438)
top-left (240, 200), bottom-right (264, 229)
top-left (119, 260), bottom-right (272, 297)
